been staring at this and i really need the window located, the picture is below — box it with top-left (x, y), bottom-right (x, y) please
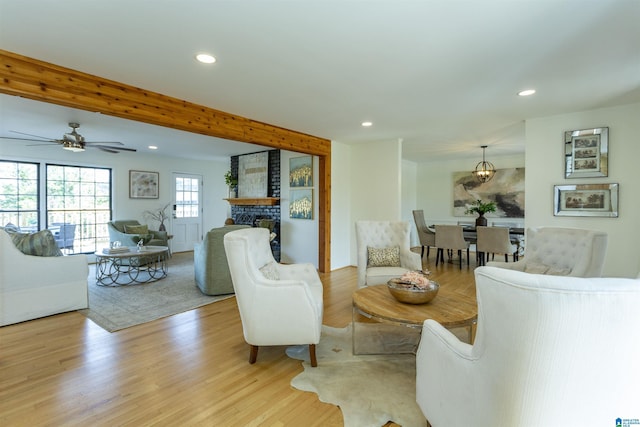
top-left (0, 160), bottom-right (39, 230)
top-left (0, 159), bottom-right (112, 254)
top-left (46, 164), bottom-right (112, 253)
top-left (175, 176), bottom-right (200, 218)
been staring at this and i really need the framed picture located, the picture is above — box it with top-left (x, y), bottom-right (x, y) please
top-left (129, 170), bottom-right (159, 199)
top-left (290, 189), bottom-right (313, 219)
top-left (564, 127), bottom-right (608, 178)
top-left (289, 155), bottom-right (313, 187)
top-left (554, 183), bottom-right (618, 217)
top-left (238, 152), bottom-right (268, 197)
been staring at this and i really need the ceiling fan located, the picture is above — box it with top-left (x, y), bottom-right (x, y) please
top-left (1, 122), bottom-right (137, 153)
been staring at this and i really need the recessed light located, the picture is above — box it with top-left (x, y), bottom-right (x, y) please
top-left (518, 89), bottom-right (536, 96)
top-left (196, 53), bottom-right (216, 64)
top-left (148, 145), bottom-right (158, 150)
top-left (362, 121), bottom-right (373, 127)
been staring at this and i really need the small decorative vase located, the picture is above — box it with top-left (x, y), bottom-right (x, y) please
top-left (158, 222), bottom-right (166, 232)
top-left (228, 187), bottom-right (237, 198)
top-left (475, 214), bottom-right (487, 227)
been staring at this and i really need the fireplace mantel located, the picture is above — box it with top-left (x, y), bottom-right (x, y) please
top-left (224, 197), bottom-right (280, 206)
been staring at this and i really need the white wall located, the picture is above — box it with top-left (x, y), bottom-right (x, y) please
top-left (401, 160), bottom-right (418, 246)
top-left (348, 139), bottom-right (403, 265)
top-left (525, 102), bottom-right (640, 277)
top-left (330, 141), bottom-right (352, 270)
top-left (280, 150), bottom-right (319, 267)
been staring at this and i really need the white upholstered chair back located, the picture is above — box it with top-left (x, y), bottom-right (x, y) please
top-left (355, 221), bottom-right (422, 288)
top-left (223, 227), bottom-right (323, 365)
top-left (416, 266), bottom-right (640, 426)
top-left (488, 226), bottom-right (607, 277)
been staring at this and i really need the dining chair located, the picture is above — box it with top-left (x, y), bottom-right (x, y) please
top-left (434, 225), bottom-right (470, 269)
top-left (412, 210), bottom-right (436, 260)
top-left (476, 226), bottom-right (518, 266)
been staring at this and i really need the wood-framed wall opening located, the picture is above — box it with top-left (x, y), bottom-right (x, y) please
top-left (0, 49), bottom-right (331, 272)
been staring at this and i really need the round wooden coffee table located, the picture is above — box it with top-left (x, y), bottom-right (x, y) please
top-left (352, 284), bottom-right (477, 354)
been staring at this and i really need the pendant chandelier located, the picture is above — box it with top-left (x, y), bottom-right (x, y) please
top-left (473, 145), bottom-right (495, 183)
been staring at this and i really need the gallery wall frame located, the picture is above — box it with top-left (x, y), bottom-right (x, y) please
top-left (129, 170), bottom-right (159, 199)
top-left (290, 189), bottom-right (313, 220)
top-left (289, 155), bottom-right (313, 187)
top-left (553, 183), bottom-right (618, 217)
top-left (238, 151), bottom-right (269, 198)
top-left (453, 168), bottom-right (525, 218)
top-left (564, 127), bottom-right (608, 178)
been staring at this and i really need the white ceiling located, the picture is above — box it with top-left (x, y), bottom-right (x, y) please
top-left (1, 0), bottom-right (639, 162)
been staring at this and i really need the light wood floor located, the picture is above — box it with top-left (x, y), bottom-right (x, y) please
top-left (0, 250), bottom-right (477, 427)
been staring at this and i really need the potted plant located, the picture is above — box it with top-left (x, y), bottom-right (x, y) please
top-left (464, 199), bottom-right (497, 227)
top-left (144, 201), bottom-right (172, 231)
top-left (225, 170), bottom-right (238, 198)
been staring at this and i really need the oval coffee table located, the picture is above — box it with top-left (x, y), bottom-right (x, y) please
top-left (95, 246), bottom-right (169, 286)
top-left (352, 284), bottom-right (477, 354)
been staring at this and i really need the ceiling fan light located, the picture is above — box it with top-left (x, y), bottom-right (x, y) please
top-left (63, 140), bottom-right (85, 152)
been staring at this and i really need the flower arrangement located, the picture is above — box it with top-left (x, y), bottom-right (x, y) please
top-left (144, 201), bottom-right (171, 231)
top-left (397, 270), bottom-right (432, 289)
top-left (464, 199), bottom-right (497, 215)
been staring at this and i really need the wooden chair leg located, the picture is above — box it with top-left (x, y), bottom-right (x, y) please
top-left (458, 250), bottom-right (462, 269)
top-left (421, 246), bottom-right (425, 258)
top-left (249, 345), bottom-right (259, 364)
top-left (427, 246), bottom-right (430, 258)
top-left (309, 344), bottom-right (317, 367)
top-left (504, 254), bottom-right (508, 262)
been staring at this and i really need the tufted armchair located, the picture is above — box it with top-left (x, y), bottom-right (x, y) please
top-left (224, 227), bottom-right (323, 366)
top-left (355, 221), bottom-right (422, 288)
top-left (416, 266), bottom-right (640, 426)
top-left (487, 226), bottom-right (607, 277)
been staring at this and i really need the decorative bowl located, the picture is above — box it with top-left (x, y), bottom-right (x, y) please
top-left (387, 278), bottom-right (439, 304)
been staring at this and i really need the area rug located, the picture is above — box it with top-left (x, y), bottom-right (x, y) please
top-left (287, 324), bottom-right (428, 427)
top-left (79, 252), bottom-right (233, 332)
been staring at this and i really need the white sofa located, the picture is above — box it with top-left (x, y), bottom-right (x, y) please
top-left (1, 230), bottom-right (89, 326)
top-left (416, 266), bottom-right (640, 427)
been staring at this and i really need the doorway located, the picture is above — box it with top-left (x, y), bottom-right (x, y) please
top-left (171, 173), bottom-right (203, 252)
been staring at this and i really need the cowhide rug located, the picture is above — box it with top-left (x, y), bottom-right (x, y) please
top-left (287, 323), bottom-right (428, 427)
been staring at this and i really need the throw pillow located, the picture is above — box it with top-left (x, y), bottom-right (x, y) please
top-left (124, 224), bottom-right (149, 235)
top-left (9, 229), bottom-right (63, 257)
top-left (259, 261), bottom-right (280, 280)
top-left (367, 246), bottom-right (401, 267)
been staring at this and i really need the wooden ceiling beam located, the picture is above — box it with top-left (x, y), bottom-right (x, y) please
top-left (0, 49), bottom-right (332, 272)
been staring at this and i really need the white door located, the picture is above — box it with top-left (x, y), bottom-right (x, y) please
top-left (171, 173), bottom-right (202, 253)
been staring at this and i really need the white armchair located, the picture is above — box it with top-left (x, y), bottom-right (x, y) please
top-left (223, 227), bottom-right (323, 366)
top-left (355, 221), bottom-right (422, 288)
top-left (487, 226), bottom-right (607, 277)
top-left (416, 266), bottom-right (640, 427)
